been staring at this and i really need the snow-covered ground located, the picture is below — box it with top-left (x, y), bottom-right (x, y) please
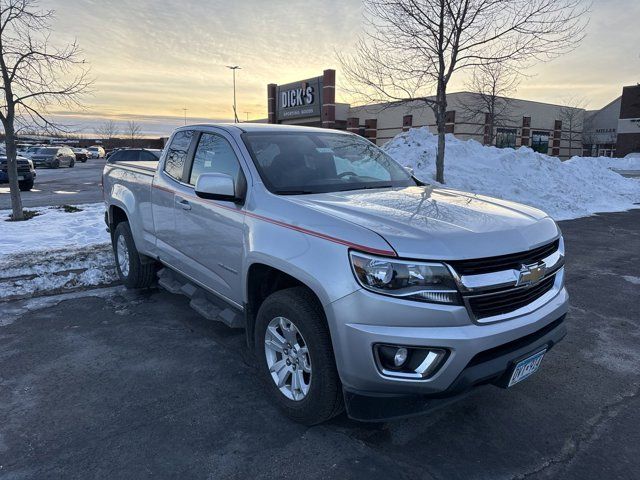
top-left (0, 203), bottom-right (115, 300)
top-left (383, 128), bottom-right (640, 220)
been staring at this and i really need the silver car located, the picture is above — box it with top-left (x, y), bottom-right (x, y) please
top-left (30, 146), bottom-right (76, 168)
top-left (103, 124), bottom-right (568, 424)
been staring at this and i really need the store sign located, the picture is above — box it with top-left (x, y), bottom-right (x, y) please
top-left (617, 118), bottom-right (640, 134)
top-left (276, 77), bottom-right (323, 120)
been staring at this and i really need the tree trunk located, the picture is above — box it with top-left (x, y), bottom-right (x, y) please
top-left (3, 118), bottom-right (24, 220)
top-left (435, 82), bottom-right (447, 184)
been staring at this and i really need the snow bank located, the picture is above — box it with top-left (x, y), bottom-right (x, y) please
top-left (0, 203), bottom-right (115, 300)
top-left (0, 203), bottom-right (109, 256)
top-left (383, 128), bottom-right (640, 220)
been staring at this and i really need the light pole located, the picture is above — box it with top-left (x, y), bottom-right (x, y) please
top-left (226, 65), bottom-right (241, 123)
top-left (182, 107), bottom-right (187, 126)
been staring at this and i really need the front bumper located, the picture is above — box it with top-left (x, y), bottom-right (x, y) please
top-left (0, 170), bottom-right (35, 183)
top-left (325, 279), bottom-right (569, 420)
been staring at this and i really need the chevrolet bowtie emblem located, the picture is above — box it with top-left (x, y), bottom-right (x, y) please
top-left (517, 262), bottom-right (547, 286)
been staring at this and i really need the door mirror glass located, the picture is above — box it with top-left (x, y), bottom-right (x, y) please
top-left (194, 173), bottom-right (238, 202)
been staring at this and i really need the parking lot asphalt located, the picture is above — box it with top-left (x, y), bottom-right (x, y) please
top-left (0, 159), bottom-right (105, 209)
top-left (0, 209), bottom-right (639, 480)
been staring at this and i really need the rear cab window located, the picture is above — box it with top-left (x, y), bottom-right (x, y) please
top-left (164, 130), bottom-right (194, 181)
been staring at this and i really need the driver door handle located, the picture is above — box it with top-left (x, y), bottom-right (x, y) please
top-left (176, 197), bottom-right (191, 211)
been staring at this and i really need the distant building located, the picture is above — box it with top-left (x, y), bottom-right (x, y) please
top-left (265, 69), bottom-right (640, 159)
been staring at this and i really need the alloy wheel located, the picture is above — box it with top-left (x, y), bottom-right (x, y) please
top-left (116, 235), bottom-right (130, 277)
top-left (264, 316), bottom-right (312, 401)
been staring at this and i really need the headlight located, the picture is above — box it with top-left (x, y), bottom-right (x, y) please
top-left (349, 251), bottom-right (461, 304)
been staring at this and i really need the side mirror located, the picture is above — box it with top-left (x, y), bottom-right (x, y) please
top-left (195, 173), bottom-right (240, 202)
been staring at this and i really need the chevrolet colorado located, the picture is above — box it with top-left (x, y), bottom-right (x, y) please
top-left (102, 123), bottom-right (568, 424)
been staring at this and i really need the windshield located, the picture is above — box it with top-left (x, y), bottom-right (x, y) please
top-left (242, 131), bottom-right (414, 194)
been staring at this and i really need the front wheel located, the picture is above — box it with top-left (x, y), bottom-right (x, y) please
top-left (112, 221), bottom-right (156, 288)
top-left (255, 287), bottom-right (343, 425)
top-left (69, 159), bottom-right (75, 168)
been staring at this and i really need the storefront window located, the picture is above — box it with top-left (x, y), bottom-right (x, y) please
top-left (531, 131), bottom-right (550, 154)
top-left (495, 128), bottom-right (517, 148)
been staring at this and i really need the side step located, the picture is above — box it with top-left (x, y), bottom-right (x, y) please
top-left (157, 268), bottom-right (244, 329)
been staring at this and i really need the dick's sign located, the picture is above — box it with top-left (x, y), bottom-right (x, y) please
top-left (276, 77), bottom-right (323, 120)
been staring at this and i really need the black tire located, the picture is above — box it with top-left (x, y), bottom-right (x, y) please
top-left (112, 221), bottom-right (156, 289)
top-left (81, 158), bottom-right (87, 163)
top-left (19, 179), bottom-right (34, 191)
top-left (255, 287), bottom-right (344, 425)
top-left (69, 159), bottom-right (75, 168)
top-left (52, 159), bottom-right (60, 168)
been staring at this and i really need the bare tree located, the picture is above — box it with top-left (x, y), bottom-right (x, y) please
top-left (460, 62), bottom-right (519, 145)
top-left (0, 0), bottom-right (91, 220)
top-left (124, 120), bottom-right (142, 144)
top-left (558, 97), bottom-right (586, 158)
top-left (95, 120), bottom-right (119, 141)
top-left (338, 0), bottom-right (589, 183)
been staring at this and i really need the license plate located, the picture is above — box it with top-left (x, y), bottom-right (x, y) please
top-left (18, 176), bottom-right (24, 180)
top-left (508, 350), bottom-right (546, 387)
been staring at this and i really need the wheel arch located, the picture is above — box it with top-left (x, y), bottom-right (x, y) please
top-left (244, 262), bottom-right (327, 352)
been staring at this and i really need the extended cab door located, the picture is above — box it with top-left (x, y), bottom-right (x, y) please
top-left (171, 130), bottom-right (247, 306)
top-left (151, 129), bottom-right (197, 267)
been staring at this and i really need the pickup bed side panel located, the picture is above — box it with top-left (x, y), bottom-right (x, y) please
top-left (104, 165), bottom-right (157, 257)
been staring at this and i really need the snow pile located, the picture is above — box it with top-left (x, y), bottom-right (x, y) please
top-left (0, 203), bottom-right (115, 300)
top-left (0, 203), bottom-right (109, 255)
top-left (383, 128), bottom-right (640, 220)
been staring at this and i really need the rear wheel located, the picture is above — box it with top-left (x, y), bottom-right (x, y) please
top-left (255, 287), bottom-right (343, 425)
top-left (112, 221), bottom-right (156, 288)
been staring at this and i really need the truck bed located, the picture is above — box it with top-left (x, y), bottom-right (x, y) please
top-left (109, 160), bottom-right (158, 173)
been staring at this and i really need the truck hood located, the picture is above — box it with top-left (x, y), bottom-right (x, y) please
top-left (290, 186), bottom-right (560, 260)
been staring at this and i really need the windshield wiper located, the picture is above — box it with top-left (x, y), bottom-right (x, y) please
top-left (338, 184), bottom-right (394, 192)
top-left (274, 190), bottom-right (316, 195)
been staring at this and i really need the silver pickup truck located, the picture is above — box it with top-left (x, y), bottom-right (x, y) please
top-left (102, 123), bottom-right (568, 424)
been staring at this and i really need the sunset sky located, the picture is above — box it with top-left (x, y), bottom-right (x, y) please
top-left (41, 0), bottom-right (639, 136)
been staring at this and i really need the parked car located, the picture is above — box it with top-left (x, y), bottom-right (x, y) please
top-left (72, 148), bottom-right (90, 162)
top-left (103, 124), bottom-right (568, 424)
top-left (87, 146), bottom-right (106, 158)
top-left (22, 146), bottom-right (45, 160)
top-left (0, 155), bottom-right (36, 191)
top-left (30, 146), bottom-right (76, 168)
top-left (107, 148), bottom-right (161, 162)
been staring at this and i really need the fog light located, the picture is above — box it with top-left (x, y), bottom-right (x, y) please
top-left (394, 347), bottom-right (408, 366)
top-left (375, 344), bottom-right (448, 379)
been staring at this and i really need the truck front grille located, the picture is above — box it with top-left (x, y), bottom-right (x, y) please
top-left (448, 240), bottom-right (559, 276)
top-left (466, 274), bottom-right (556, 320)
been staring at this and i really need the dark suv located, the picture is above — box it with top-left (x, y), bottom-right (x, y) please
top-left (31, 146), bottom-right (76, 168)
top-left (0, 155), bottom-right (36, 191)
top-left (107, 148), bottom-right (161, 162)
